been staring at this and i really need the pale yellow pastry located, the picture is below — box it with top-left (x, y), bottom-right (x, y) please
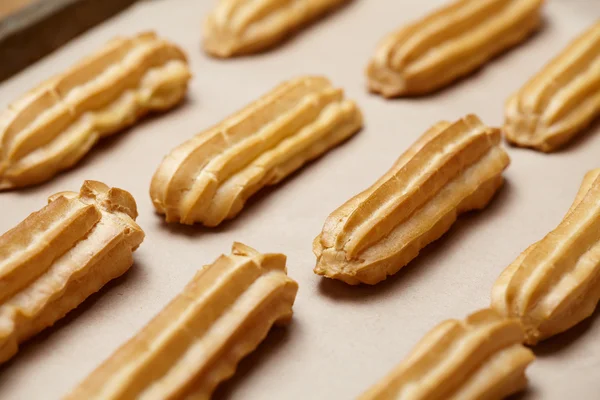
top-left (360, 309), bottom-right (534, 400)
top-left (0, 181), bottom-right (144, 363)
top-left (203, 0), bottom-right (349, 57)
top-left (150, 76), bottom-right (363, 227)
top-left (492, 169), bottom-right (600, 345)
top-left (65, 242), bottom-right (298, 400)
top-left (314, 115), bottom-right (510, 285)
top-left (367, 0), bottom-right (544, 97)
top-left (505, 22), bottom-right (600, 152)
top-left (0, 32), bottom-right (191, 190)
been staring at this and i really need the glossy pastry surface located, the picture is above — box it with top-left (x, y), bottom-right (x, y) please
top-left (314, 115), bottom-right (510, 285)
top-left (0, 181), bottom-right (144, 363)
top-left (151, 75), bottom-right (362, 227)
top-left (66, 242), bottom-right (298, 400)
top-left (367, 0), bottom-right (544, 97)
top-left (203, 0), bottom-right (350, 57)
top-left (492, 169), bottom-right (600, 344)
top-left (0, 32), bottom-right (191, 190)
top-left (505, 22), bottom-right (600, 152)
top-left (360, 309), bottom-right (534, 400)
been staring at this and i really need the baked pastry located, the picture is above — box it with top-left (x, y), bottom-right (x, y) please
top-left (505, 22), bottom-right (600, 152)
top-left (359, 309), bottom-right (535, 400)
top-left (0, 181), bottom-right (144, 363)
top-left (314, 115), bottom-right (510, 285)
top-left (367, 0), bottom-right (544, 97)
top-left (150, 76), bottom-right (362, 227)
top-left (492, 169), bottom-right (600, 345)
top-left (66, 242), bottom-right (298, 400)
top-left (0, 32), bottom-right (191, 190)
top-left (203, 0), bottom-right (349, 57)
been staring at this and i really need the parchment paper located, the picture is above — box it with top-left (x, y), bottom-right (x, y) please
top-left (0, 0), bottom-right (599, 398)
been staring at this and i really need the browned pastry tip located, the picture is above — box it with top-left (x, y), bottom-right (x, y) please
top-left (150, 75), bottom-right (363, 227)
top-left (360, 309), bottom-right (534, 400)
top-left (505, 22), bottom-right (600, 152)
top-left (367, 0), bottom-right (544, 97)
top-left (65, 242), bottom-right (298, 400)
top-left (203, 0), bottom-right (350, 57)
top-left (0, 180), bottom-right (144, 363)
top-left (314, 114), bottom-right (510, 285)
top-left (0, 32), bottom-right (191, 190)
top-left (492, 168), bottom-right (600, 345)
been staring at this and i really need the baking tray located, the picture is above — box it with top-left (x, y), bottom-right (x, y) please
top-left (0, 0), bottom-right (138, 82)
top-left (0, 0), bottom-right (599, 398)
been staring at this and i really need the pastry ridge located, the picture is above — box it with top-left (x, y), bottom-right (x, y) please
top-left (150, 75), bottom-right (363, 227)
top-left (0, 180), bottom-right (144, 363)
top-left (65, 242), bottom-right (298, 400)
top-left (492, 168), bottom-right (600, 345)
top-left (203, 0), bottom-right (350, 57)
top-left (367, 0), bottom-right (544, 97)
top-left (359, 309), bottom-right (534, 400)
top-left (314, 114), bottom-right (510, 285)
top-left (0, 32), bottom-right (191, 190)
top-left (505, 22), bottom-right (600, 152)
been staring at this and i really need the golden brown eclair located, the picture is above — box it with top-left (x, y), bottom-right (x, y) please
top-left (65, 242), bottom-right (298, 400)
top-left (367, 0), bottom-right (544, 97)
top-left (150, 76), bottom-right (363, 227)
top-left (203, 0), bottom-right (350, 57)
top-left (314, 115), bottom-right (510, 285)
top-left (359, 309), bottom-right (534, 400)
top-left (492, 169), bottom-right (600, 345)
top-left (505, 22), bottom-right (600, 152)
top-left (0, 181), bottom-right (144, 363)
top-left (0, 32), bottom-right (191, 190)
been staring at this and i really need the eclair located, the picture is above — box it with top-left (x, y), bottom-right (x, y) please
top-left (66, 242), bottom-right (298, 400)
top-left (367, 0), bottom-right (544, 97)
top-left (0, 181), bottom-right (144, 363)
top-left (492, 169), bottom-right (600, 345)
top-left (0, 32), bottom-right (191, 190)
top-left (314, 115), bottom-right (510, 285)
top-left (151, 76), bottom-right (362, 227)
top-left (360, 309), bottom-right (534, 400)
top-left (203, 0), bottom-right (349, 57)
top-left (505, 22), bottom-right (600, 152)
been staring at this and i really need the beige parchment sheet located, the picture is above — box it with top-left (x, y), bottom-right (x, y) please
top-left (0, 0), bottom-right (599, 398)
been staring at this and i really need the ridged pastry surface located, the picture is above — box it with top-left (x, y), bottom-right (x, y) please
top-left (360, 309), bottom-right (534, 400)
top-left (367, 0), bottom-right (544, 97)
top-left (203, 0), bottom-right (349, 57)
top-left (150, 75), bottom-right (363, 227)
top-left (492, 169), bottom-right (600, 345)
top-left (0, 32), bottom-right (191, 190)
top-left (505, 22), bottom-right (600, 152)
top-left (314, 115), bottom-right (510, 285)
top-left (0, 181), bottom-right (144, 363)
top-left (65, 242), bottom-right (298, 400)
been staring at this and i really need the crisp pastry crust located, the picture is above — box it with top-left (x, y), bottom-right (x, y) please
top-left (505, 22), bottom-right (600, 152)
top-left (314, 115), bottom-right (510, 285)
top-left (150, 75), bottom-right (363, 227)
top-left (492, 169), bottom-right (600, 345)
top-left (65, 242), bottom-right (298, 400)
top-left (367, 0), bottom-right (544, 97)
top-left (0, 181), bottom-right (144, 364)
top-left (359, 309), bottom-right (534, 400)
top-left (203, 0), bottom-right (349, 57)
top-left (0, 32), bottom-right (191, 190)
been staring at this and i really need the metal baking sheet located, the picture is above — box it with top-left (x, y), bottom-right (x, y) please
top-left (0, 0), bottom-right (138, 82)
top-left (0, 0), bottom-right (599, 398)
